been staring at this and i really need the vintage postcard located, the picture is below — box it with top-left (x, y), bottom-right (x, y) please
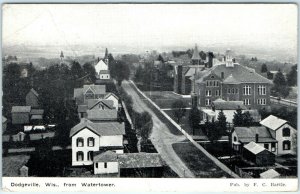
top-left (1, 3), bottom-right (298, 192)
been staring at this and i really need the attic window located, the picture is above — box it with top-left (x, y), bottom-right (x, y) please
top-left (211, 75), bottom-right (215, 79)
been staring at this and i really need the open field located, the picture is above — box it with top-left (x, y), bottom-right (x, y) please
top-left (144, 91), bottom-right (191, 109)
top-left (172, 142), bottom-right (231, 178)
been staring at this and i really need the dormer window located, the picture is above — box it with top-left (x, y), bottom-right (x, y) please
top-left (85, 88), bottom-right (95, 99)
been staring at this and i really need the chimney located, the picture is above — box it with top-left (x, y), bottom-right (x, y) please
top-left (255, 134), bottom-right (259, 143)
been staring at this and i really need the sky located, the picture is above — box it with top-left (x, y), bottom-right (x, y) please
top-left (2, 4), bottom-right (298, 56)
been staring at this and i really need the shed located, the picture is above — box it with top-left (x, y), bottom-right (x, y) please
top-left (243, 142), bottom-right (275, 166)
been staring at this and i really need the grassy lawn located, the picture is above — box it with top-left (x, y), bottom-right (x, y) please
top-left (172, 142), bottom-right (231, 178)
top-left (2, 154), bottom-right (30, 176)
top-left (144, 91), bottom-right (191, 109)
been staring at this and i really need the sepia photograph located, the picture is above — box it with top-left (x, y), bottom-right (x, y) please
top-left (1, 2), bottom-right (298, 192)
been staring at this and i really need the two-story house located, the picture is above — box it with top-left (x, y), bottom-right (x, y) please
top-left (73, 84), bottom-right (106, 105)
top-left (70, 118), bottom-right (125, 166)
top-left (260, 115), bottom-right (297, 155)
top-left (194, 50), bottom-right (272, 109)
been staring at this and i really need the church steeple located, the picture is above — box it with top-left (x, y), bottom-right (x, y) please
top-left (104, 48), bottom-right (109, 66)
top-left (191, 44), bottom-right (201, 65)
top-left (60, 51), bottom-right (64, 63)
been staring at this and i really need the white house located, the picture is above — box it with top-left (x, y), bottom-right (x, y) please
top-left (99, 70), bottom-right (110, 80)
top-left (93, 151), bottom-right (119, 175)
top-left (104, 93), bottom-right (119, 109)
top-left (70, 119), bottom-right (125, 166)
top-left (260, 115), bottom-right (297, 155)
top-left (95, 60), bottom-right (108, 75)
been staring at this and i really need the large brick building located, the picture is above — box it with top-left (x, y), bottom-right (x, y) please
top-left (193, 49), bottom-right (273, 110)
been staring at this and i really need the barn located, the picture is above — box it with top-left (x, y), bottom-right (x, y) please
top-left (243, 142), bottom-right (275, 166)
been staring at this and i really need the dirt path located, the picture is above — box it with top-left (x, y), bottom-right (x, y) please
top-left (122, 80), bottom-right (195, 178)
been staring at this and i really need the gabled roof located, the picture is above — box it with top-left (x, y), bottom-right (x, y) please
top-left (104, 93), bottom-right (119, 101)
top-left (243, 141), bottom-right (266, 155)
top-left (223, 74), bottom-right (240, 84)
top-left (2, 116), bottom-right (7, 123)
top-left (195, 63), bottom-right (272, 84)
top-left (69, 119), bottom-right (125, 137)
top-left (118, 153), bottom-right (165, 169)
top-left (87, 109), bottom-right (118, 120)
top-left (260, 169), bottom-right (280, 178)
top-left (12, 106), bottom-right (31, 113)
top-left (93, 151), bottom-right (118, 163)
top-left (29, 88), bottom-right (39, 97)
top-left (260, 115), bottom-right (288, 131)
top-left (88, 99), bottom-right (114, 110)
top-left (234, 126), bottom-right (277, 143)
top-left (100, 70), bottom-right (110, 74)
top-left (212, 101), bottom-right (246, 110)
top-left (83, 85), bottom-right (106, 95)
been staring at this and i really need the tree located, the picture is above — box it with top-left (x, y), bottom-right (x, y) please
top-left (70, 61), bottom-right (83, 79)
top-left (83, 62), bottom-right (96, 82)
top-left (233, 108), bottom-right (244, 127)
top-left (272, 69), bottom-right (290, 98)
top-left (134, 65), bottom-right (144, 82)
top-left (157, 54), bottom-right (165, 63)
top-left (287, 64), bottom-right (297, 86)
top-left (205, 120), bottom-right (222, 143)
top-left (110, 60), bottom-right (130, 86)
top-left (188, 107), bottom-right (201, 135)
top-left (172, 100), bottom-right (187, 124)
top-left (242, 111), bottom-right (254, 127)
top-left (261, 64), bottom-right (268, 73)
top-left (140, 121), bottom-right (153, 141)
top-left (217, 110), bottom-right (227, 132)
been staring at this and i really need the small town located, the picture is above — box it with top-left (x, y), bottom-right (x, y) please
top-left (2, 4), bottom-right (298, 180)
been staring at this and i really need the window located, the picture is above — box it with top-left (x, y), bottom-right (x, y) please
top-left (88, 137), bottom-right (95, 147)
top-left (235, 88), bottom-right (238, 93)
top-left (96, 163), bottom-right (98, 168)
top-left (216, 81), bottom-right (219, 87)
top-left (104, 162), bottom-right (107, 168)
top-left (205, 99), bottom-right (211, 106)
top-left (243, 85), bottom-right (251, 95)
top-left (87, 151), bottom-right (93, 161)
top-left (213, 81), bottom-right (216, 87)
top-left (257, 98), bottom-right (266, 105)
top-left (234, 136), bottom-right (237, 142)
top-left (210, 81), bottom-right (213, 86)
top-left (264, 144), bottom-right (269, 150)
top-left (76, 151), bottom-right (84, 161)
top-left (206, 81), bottom-right (209, 86)
top-left (77, 138), bottom-right (84, 147)
top-left (243, 99), bottom-right (250, 105)
top-left (231, 88), bottom-right (235, 94)
top-left (283, 140), bottom-right (291, 150)
top-left (282, 128), bottom-right (290, 137)
top-left (206, 90), bottom-right (211, 97)
top-left (258, 85), bottom-right (266, 95)
top-left (215, 90), bottom-right (220, 96)
top-left (227, 88), bottom-right (231, 94)
top-left (85, 88), bottom-right (95, 99)
top-left (271, 143), bottom-right (276, 152)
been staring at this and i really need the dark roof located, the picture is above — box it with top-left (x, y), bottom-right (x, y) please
top-left (212, 101), bottom-right (246, 110)
top-left (12, 106), bottom-right (31, 113)
top-left (78, 105), bottom-right (88, 113)
top-left (69, 119), bottom-right (125, 137)
top-left (99, 70), bottom-right (110, 74)
top-left (31, 115), bottom-right (43, 120)
top-left (234, 126), bottom-right (277, 143)
top-left (118, 153), bottom-right (165, 169)
top-left (83, 85), bottom-right (106, 95)
top-left (87, 109), bottom-right (118, 120)
top-left (196, 64), bottom-right (272, 84)
top-left (88, 99), bottom-right (114, 110)
top-left (30, 109), bottom-right (44, 115)
top-left (93, 151), bottom-right (118, 163)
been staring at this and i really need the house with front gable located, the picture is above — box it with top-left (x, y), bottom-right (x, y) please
top-left (70, 118), bottom-right (125, 166)
top-left (260, 115), bottom-right (297, 155)
top-left (73, 84), bottom-right (106, 105)
top-left (104, 93), bottom-right (119, 109)
top-left (26, 88), bottom-right (40, 108)
top-left (231, 126), bottom-right (278, 154)
top-left (77, 99), bottom-right (118, 119)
